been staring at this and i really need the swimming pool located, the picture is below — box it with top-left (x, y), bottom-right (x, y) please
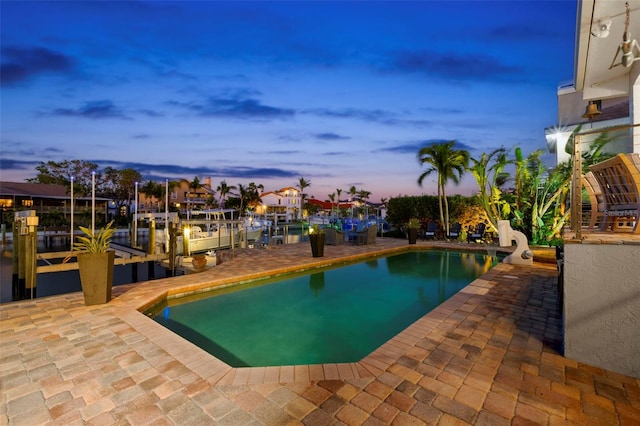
top-left (148, 250), bottom-right (498, 367)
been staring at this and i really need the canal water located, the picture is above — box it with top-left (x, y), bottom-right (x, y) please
top-left (0, 236), bottom-right (168, 304)
top-left (0, 225), bottom-right (310, 304)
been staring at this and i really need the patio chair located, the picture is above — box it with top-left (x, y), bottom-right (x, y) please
top-left (324, 227), bottom-right (345, 245)
top-left (467, 223), bottom-right (486, 243)
top-left (589, 153), bottom-right (640, 234)
top-left (582, 171), bottom-right (605, 229)
top-left (447, 223), bottom-right (462, 240)
top-left (424, 222), bottom-right (437, 240)
top-left (355, 224), bottom-right (377, 245)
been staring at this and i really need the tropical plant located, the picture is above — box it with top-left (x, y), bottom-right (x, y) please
top-left (297, 177), bottom-right (311, 218)
top-left (309, 224), bottom-right (324, 234)
top-left (406, 218), bottom-right (421, 229)
top-left (71, 221), bottom-right (116, 254)
top-left (216, 180), bottom-right (237, 208)
top-left (468, 147), bottom-right (511, 231)
top-left (187, 176), bottom-right (202, 211)
top-left (468, 128), bottom-right (615, 245)
top-left (328, 193), bottom-right (336, 216)
top-left (417, 141), bottom-right (470, 234)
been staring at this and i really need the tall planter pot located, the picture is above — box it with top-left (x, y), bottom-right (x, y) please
top-left (309, 233), bottom-right (325, 257)
top-left (407, 229), bottom-right (418, 244)
top-left (77, 251), bottom-right (115, 305)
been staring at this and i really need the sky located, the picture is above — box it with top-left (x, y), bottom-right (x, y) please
top-left (1, 0), bottom-right (577, 203)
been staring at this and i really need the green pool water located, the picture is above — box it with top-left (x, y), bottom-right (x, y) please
top-left (148, 250), bottom-right (498, 367)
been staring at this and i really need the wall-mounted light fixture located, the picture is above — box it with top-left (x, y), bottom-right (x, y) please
top-left (610, 2), bottom-right (640, 68)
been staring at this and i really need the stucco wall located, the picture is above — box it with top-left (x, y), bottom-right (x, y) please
top-left (564, 243), bottom-right (640, 377)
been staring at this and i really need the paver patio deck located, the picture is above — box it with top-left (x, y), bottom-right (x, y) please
top-left (1, 238), bottom-right (639, 425)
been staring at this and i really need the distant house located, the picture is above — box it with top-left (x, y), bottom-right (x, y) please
top-left (137, 177), bottom-right (217, 213)
top-left (257, 187), bottom-right (301, 222)
top-left (173, 178), bottom-right (216, 213)
top-left (0, 181), bottom-right (110, 224)
top-left (306, 198), bottom-right (353, 213)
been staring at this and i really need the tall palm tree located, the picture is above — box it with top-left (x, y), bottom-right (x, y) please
top-left (245, 182), bottom-right (264, 213)
top-left (348, 185), bottom-right (357, 200)
top-left (328, 193), bottom-right (336, 216)
top-left (296, 177), bottom-right (311, 219)
top-left (358, 189), bottom-right (371, 217)
top-left (216, 180), bottom-right (236, 208)
top-left (417, 141), bottom-right (469, 234)
top-left (188, 176), bottom-right (201, 212)
top-left (237, 183), bottom-right (248, 215)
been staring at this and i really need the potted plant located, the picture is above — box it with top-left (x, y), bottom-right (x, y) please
top-left (308, 224), bottom-right (325, 257)
top-left (406, 218), bottom-right (420, 244)
top-left (191, 253), bottom-right (207, 271)
top-left (70, 221), bottom-right (116, 305)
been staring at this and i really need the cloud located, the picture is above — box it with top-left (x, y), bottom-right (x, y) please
top-left (304, 107), bottom-right (430, 127)
top-left (1, 46), bottom-right (74, 86)
top-left (374, 139), bottom-right (475, 155)
top-left (315, 133), bottom-right (350, 141)
top-left (137, 109), bottom-right (164, 117)
top-left (94, 160), bottom-right (300, 181)
top-left (262, 150), bottom-right (302, 155)
top-left (306, 107), bottom-right (391, 122)
top-left (383, 49), bottom-right (523, 82)
top-left (169, 93), bottom-right (294, 120)
top-left (0, 158), bottom-right (40, 174)
top-left (49, 100), bottom-right (130, 119)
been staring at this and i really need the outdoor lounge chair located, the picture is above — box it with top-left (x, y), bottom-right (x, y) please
top-left (324, 227), bottom-right (345, 245)
top-left (424, 222), bottom-right (437, 239)
top-left (467, 223), bottom-right (486, 243)
top-left (588, 153), bottom-right (640, 234)
top-left (447, 223), bottom-right (462, 240)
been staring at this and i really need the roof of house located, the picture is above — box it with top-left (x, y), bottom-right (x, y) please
top-left (260, 191), bottom-right (282, 198)
top-left (276, 187), bottom-right (299, 193)
top-left (307, 198), bottom-right (353, 209)
top-left (0, 181), bottom-right (108, 200)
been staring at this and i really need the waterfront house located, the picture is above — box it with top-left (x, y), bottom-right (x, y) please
top-left (0, 181), bottom-right (110, 225)
top-left (257, 187), bottom-right (301, 222)
top-left (546, 0), bottom-right (640, 378)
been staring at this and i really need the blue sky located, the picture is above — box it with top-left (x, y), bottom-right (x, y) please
top-left (1, 1), bottom-right (576, 202)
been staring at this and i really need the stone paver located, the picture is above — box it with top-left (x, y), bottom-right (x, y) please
top-left (1, 239), bottom-right (639, 425)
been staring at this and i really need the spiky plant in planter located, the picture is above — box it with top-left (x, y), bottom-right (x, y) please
top-left (72, 221), bottom-right (117, 305)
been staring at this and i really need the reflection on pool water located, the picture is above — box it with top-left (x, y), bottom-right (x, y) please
top-left (148, 250), bottom-right (499, 367)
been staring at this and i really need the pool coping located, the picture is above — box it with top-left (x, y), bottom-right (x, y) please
top-left (110, 242), bottom-right (513, 386)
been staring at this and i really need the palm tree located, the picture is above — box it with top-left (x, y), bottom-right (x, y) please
top-left (296, 177), bottom-right (311, 219)
top-left (328, 193), bottom-right (336, 216)
top-left (245, 182), bottom-right (264, 213)
top-left (237, 183), bottom-right (248, 215)
top-left (417, 141), bottom-right (469, 234)
top-left (348, 185), bottom-right (357, 217)
top-left (216, 180), bottom-right (236, 208)
top-left (187, 176), bottom-right (201, 212)
top-left (358, 189), bottom-right (371, 217)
